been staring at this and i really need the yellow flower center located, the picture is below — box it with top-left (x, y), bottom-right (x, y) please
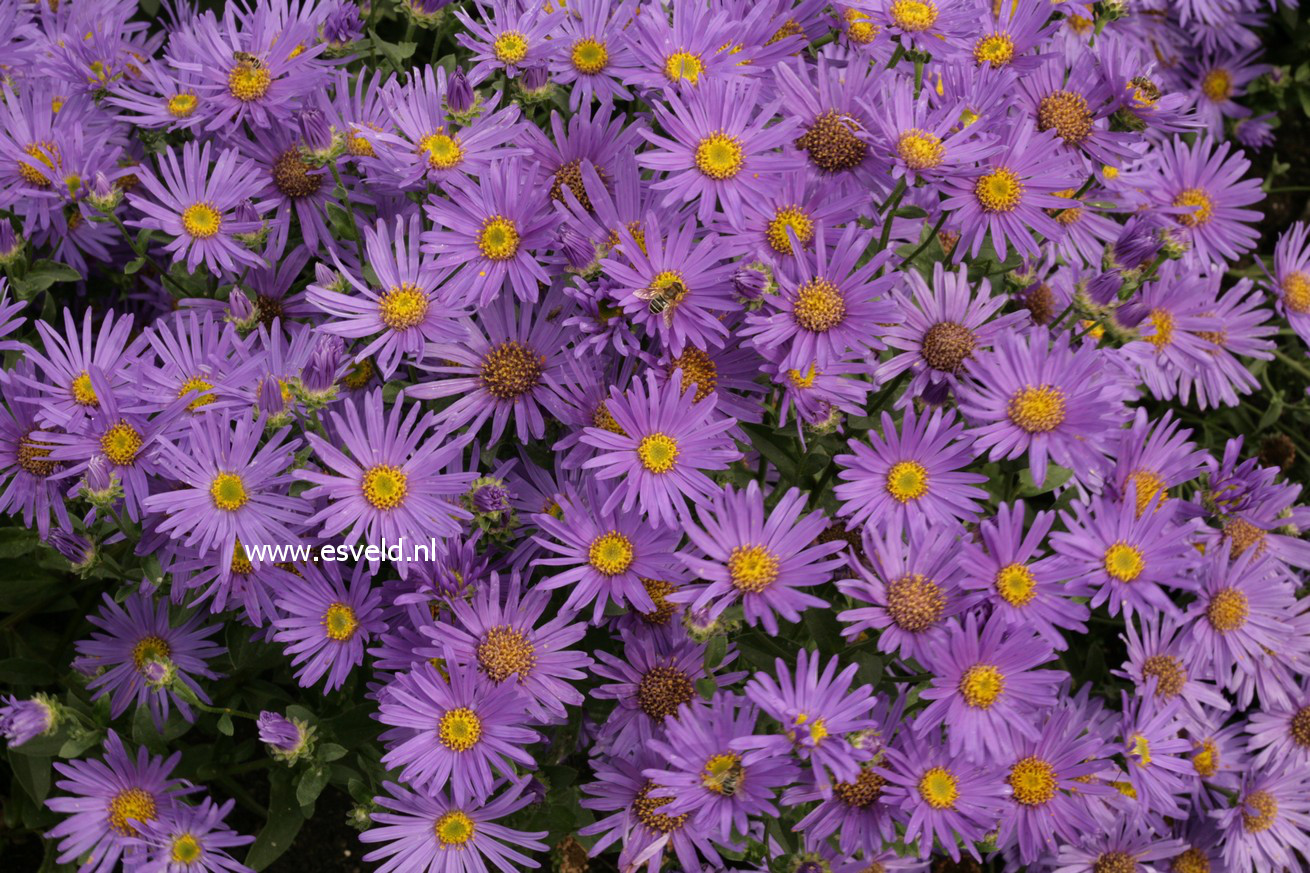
top-left (419, 131), bottom-right (464, 170)
top-left (378, 283), bottom-right (429, 330)
top-left (17, 433), bottom-right (59, 477)
top-left (1241, 790), bottom-right (1278, 833)
top-left (896, 129), bottom-right (945, 171)
top-left (1146, 308), bottom-right (1175, 349)
top-left (636, 665), bottom-right (695, 719)
top-left (973, 33), bottom-right (1015, 66)
top-left (843, 9), bottom-right (880, 44)
top-left (476, 625), bottom-right (536, 682)
top-left (176, 375), bottom-right (215, 411)
top-left (1142, 654), bottom-right (1187, 698)
top-left (765, 205), bottom-right (814, 255)
top-left (795, 111), bottom-right (866, 173)
top-left (1173, 188), bottom-right (1214, 227)
top-left (1007, 385), bottom-right (1066, 433)
top-left (101, 421), bottom-right (143, 466)
top-left (886, 573), bottom-right (946, 632)
top-left (479, 341), bottom-right (544, 399)
top-left (71, 371), bottom-right (99, 406)
top-left (792, 279), bottom-right (846, 332)
top-left (1206, 588), bottom-right (1249, 632)
top-left (588, 531), bottom-right (634, 576)
top-left (571, 38), bottom-right (608, 74)
top-left (227, 63), bottom-right (272, 102)
top-left (1103, 542), bottom-right (1145, 582)
top-left (1008, 755), bottom-right (1057, 806)
top-left (1171, 847), bottom-right (1211, 873)
top-left (171, 833), bottom-right (203, 863)
top-left (493, 31), bottom-right (528, 65)
top-left (1223, 517), bottom-right (1267, 558)
top-left (1129, 732), bottom-right (1152, 767)
top-left (231, 541), bottom-right (253, 576)
top-left (1127, 469), bottom-right (1167, 516)
top-left (434, 810), bottom-right (475, 846)
top-left (664, 51), bottom-right (704, 84)
top-left (728, 544), bottom-right (780, 593)
top-left (787, 364), bottom-right (818, 389)
top-left (959, 664), bottom-right (1006, 708)
top-left (694, 132), bottom-right (744, 180)
top-left (323, 602), bottom-right (359, 641)
top-left (362, 464), bottom-right (408, 510)
top-left (637, 433), bottom-right (679, 474)
top-left (633, 780), bottom-right (688, 832)
top-left (995, 563), bottom-right (1037, 606)
top-left (1037, 91), bottom-right (1093, 145)
top-left (19, 141), bottom-right (61, 187)
top-left (974, 167), bottom-right (1024, 212)
top-left (701, 753), bottom-right (743, 795)
top-left (108, 787), bottom-right (158, 836)
top-left (885, 460), bottom-right (930, 502)
top-left (132, 635), bottom-right (171, 672)
top-left (167, 93), bottom-right (198, 118)
top-left (1282, 271), bottom-right (1310, 313)
top-left (1201, 69), bottom-right (1232, 102)
top-left (210, 473), bottom-right (248, 511)
top-left (181, 203), bottom-right (222, 239)
top-left (891, 0), bottom-right (939, 30)
top-left (668, 347), bottom-right (718, 402)
top-left (477, 216), bottom-right (520, 260)
top-left (438, 707), bottom-right (483, 751)
top-left (1192, 737), bottom-right (1218, 778)
top-left (918, 766), bottom-right (959, 809)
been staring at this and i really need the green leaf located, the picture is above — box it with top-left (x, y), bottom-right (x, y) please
top-left (0, 657), bottom-right (59, 685)
top-left (702, 634), bottom-right (727, 672)
top-left (246, 770), bottom-right (308, 871)
top-left (1016, 464), bottom-right (1074, 497)
top-left (1257, 393), bottom-right (1285, 431)
top-left (13, 260), bottom-right (82, 296)
top-left (217, 713), bottom-right (234, 736)
top-left (295, 766), bottom-right (330, 807)
top-left (319, 743), bottom-right (347, 762)
top-left (738, 423), bottom-right (798, 481)
top-left (124, 257), bottom-right (146, 275)
top-left (8, 750), bottom-right (52, 805)
top-left (891, 205), bottom-right (928, 219)
top-left (695, 678), bottom-right (717, 701)
top-left (58, 730), bottom-right (102, 759)
top-left (0, 527), bottom-right (39, 558)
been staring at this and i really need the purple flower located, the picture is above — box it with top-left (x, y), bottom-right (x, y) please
top-left (271, 562), bottom-right (385, 691)
top-left (1143, 135), bottom-right (1264, 265)
top-left (0, 695), bottom-right (56, 746)
top-left (128, 797), bottom-right (254, 873)
top-left (1213, 768), bottom-right (1310, 873)
top-left (672, 481), bottom-right (846, 634)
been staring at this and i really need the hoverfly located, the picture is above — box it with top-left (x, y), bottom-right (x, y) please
top-left (232, 51), bottom-right (264, 69)
top-left (702, 758), bottom-right (745, 797)
top-left (635, 278), bottom-right (688, 327)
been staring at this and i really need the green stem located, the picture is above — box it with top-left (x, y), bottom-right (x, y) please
top-left (330, 160), bottom-right (368, 265)
top-left (913, 57), bottom-right (924, 99)
top-left (98, 210), bottom-right (189, 296)
top-left (898, 212), bottom-right (947, 267)
top-left (876, 178), bottom-right (908, 252)
top-left (1072, 174), bottom-right (1096, 201)
top-left (884, 44), bottom-right (905, 70)
top-left (1275, 350), bottom-right (1310, 383)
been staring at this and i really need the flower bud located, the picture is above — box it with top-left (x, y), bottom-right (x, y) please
top-left (298, 107), bottom-right (334, 153)
top-left (257, 711), bottom-right (316, 763)
top-left (301, 334), bottom-right (344, 396)
top-left (0, 694), bottom-right (57, 747)
top-left (447, 67), bottom-right (475, 115)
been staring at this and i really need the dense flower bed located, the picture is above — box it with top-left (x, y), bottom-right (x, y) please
top-left (1, 0), bottom-right (1310, 871)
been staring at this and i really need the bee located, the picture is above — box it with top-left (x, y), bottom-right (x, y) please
top-left (702, 758), bottom-right (745, 797)
top-left (635, 278), bottom-right (688, 327)
top-left (232, 51), bottom-right (264, 69)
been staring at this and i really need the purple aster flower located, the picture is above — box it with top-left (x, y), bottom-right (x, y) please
top-left (916, 612), bottom-right (1064, 761)
top-left (454, 0), bottom-right (558, 83)
top-left (877, 262), bottom-right (1026, 403)
top-left (580, 748), bottom-right (724, 873)
top-left (20, 307), bottom-right (138, 431)
top-left (359, 778), bottom-right (547, 873)
top-left (271, 561), bottom-right (385, 691)
top-left (836, 517), bottom-right (971, 662)
top-left (422, 157), bottom-right (556, 306)
top-left (653, 340), bottom-right (769, 425)
top-left (645, 693), bottom-right (797, 843)
top-left (256, 711), bottom-right (312, 759)
top-left (549, 0), bottom-right (639, 108)
top-left (1245, 679), bottom-right (1310, 771)
top-left (1117, 691), bottom-right (1194, 822)
top-left (533, 481), bottom-right (682, 623)
top-left (294, 390), bottom-right (474, 564)
top-left (958, 326), bottom-right (1130, 486)
top-left (132, 311), bottom-right (262, 419)
top-left (1106, 408), bottom-right (1211, 519)
top-left (1017, 53), bottom-right (1143, 167)
top-left (1052, 491), bottom-right (1201, 620)
top-left (0, 364), bottom-right (72, 538)
top-left (1266, 221), bottom-right (1310, 345)
top-left (143, 412), bottom-right (302, 567)
top-left (878, 730), bottom-right (1007, 861)
top-left (1185, 47), bottom-right (1267, 138)
top-left (621, 0), bottom-right (749, 95)
top-left (834, 407), bottom-right (988, 530)
top-left (599, 208), bottom-right (740, 355)
top-left (308, 212), bottom-right (467, 378)
top-left (412, 291), bottom-right (573, 445)
top-left (1213, 768), bottom-right (1310, 873)
top-left (1116, 613), bottom-right (1228, 722)
top-left (0, 694), bottom-right (56, 746)
top-left (128, 797), bottom-right (254, 873)
top-left (864, 80), bottom-right (1000, 187)
top-left (995, 702), bottom-right (1116, 866)
top-left (75, 592), bottom-right (223, 729)
top-left (579, 371), bottom-right (741, 529)
top-left (958, 501), bottom-right (1089, 649)
top-left (743, 223), bottom-right (899, 370)
top-left (521, 100), bottom-right (642, 217)
top-left (422, 572), bottom-right (592, 722)
top-left (378, 660), bottom-right (537, 803)
top-left (46, 731), bottom-right (193, 873)
top-left (127, 140), bottom-right (269, 275)
top-left (773, 52), bottom-right (886, 191)
top-left (672, 481), bottom-right (846, 634)
top-left (716, 169), bottom-right (864, 268)
top-left (592, 627), bottom-right (745, 749)
top-left (942, 123), bottom-right (1078, 261)
top-left (736, 649), bottom-right (878, 789)
top-left (638, 78), bottom-right (799, 223)
top-left (1143, 135), bottom-right (1263, 265)
top-left (1050, 817), bottom-right (1186, 873)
